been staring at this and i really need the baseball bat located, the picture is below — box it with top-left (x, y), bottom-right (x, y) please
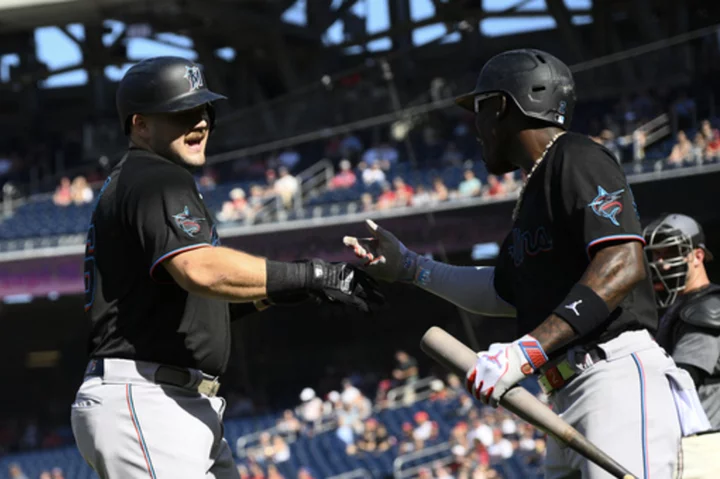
top-left (420, 326), bottom-right (637, 479)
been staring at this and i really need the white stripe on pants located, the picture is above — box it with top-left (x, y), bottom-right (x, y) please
top-left (70, 359), bottom-right (239, 479)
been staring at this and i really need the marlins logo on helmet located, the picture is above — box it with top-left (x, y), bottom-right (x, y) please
top-left (172, 206), bottom-right (205, 237)
top-left (588, 186), bottom-right (624, 226)
top-left (184, 65), bottom-right (204, 91)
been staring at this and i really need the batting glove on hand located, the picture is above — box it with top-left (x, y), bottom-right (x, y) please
top-left (342, 219), bottom-right (419, 283)
top-left (465, 335), bottom-right (548, 407)
top-left (306, 259), bottom-right (385, 313)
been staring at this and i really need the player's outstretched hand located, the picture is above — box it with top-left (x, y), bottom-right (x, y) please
top-left (306, 259), bottom-right (385, 313)
top-left (342, 219), bottom-right (418, 283)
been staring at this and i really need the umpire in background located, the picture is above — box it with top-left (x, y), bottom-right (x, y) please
top-left (645, 213), bottom-right (720, 428)
top-left (71, 56), bottom-right (382, 479)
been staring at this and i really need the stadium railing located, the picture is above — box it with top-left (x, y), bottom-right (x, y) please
top-left (235, 426), bottom-right (299, 459)
top-left (327, 467), bottom-right (373, 479)
top-left (392, 441), bottom-right (453, 479)
top-left (380, 376), bottom-right (438, 411)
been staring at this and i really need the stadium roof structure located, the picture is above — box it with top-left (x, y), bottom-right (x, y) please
top-left (0, 0), bottom-right (719, 155)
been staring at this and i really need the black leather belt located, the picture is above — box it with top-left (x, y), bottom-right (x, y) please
top-left (85, 358), bottom-right (221, 397)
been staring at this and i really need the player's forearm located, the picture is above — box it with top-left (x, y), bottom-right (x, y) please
top-left (580, 242), bottom-right (646, 311)
top-left (412, 260), bottom-right (516, 317)
top-left (531, 242), bottom-right (646, 353)
top-left (170, 246), bottom-right (268, 301)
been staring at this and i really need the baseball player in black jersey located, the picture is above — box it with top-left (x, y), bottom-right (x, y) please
top-left (344, 49), bottom-right (710, 478)
top-left (70, 56), bottom-right (382, 479)
top-left (644, 213), bottom-right (720, 429)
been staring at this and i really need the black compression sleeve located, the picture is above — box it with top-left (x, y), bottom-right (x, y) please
top-left (265, 260), bottom-right (309, 299)
top-left (677, 362), bottom-right (709, 388)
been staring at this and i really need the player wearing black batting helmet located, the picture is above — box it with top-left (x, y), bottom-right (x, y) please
top-left (344, 49), bottom-right (710, 478)
top-left (645, 214), bottom-right (720, 430)
top-left (71, 56), bottom-right (383, 479)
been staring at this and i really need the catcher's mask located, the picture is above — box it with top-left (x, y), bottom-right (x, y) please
top-left (643, 213), bottom-right (713, 308)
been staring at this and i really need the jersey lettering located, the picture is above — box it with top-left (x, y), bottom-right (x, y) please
top-left (508, 226), bottom-right (553, 266)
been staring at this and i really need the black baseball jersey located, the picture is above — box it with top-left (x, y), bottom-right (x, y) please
top-left (494, 133), bottom-right (657, 354)
top-left (83, 147), bottom-right (230, 376)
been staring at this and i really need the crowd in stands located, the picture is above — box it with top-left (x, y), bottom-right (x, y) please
top-left (229, 350), bottom-right (546, 479)
top-left (51, 176), bottom-right (94, 207)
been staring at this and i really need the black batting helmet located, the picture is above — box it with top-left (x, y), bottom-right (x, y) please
top-left (116, 56), bottom-right (227, 135)
top-left (455, 49), bottom-right (576, 129)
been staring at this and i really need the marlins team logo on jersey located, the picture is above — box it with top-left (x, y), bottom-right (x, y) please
top-left (172, 206), bottom-right (205, 237)
top-left (588, 186), bottom-right (624, 226)
top-left (184, 65), bottom-right (204, 92)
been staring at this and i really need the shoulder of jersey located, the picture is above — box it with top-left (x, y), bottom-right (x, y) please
top-left (680, 290), bottom-right (720, 330)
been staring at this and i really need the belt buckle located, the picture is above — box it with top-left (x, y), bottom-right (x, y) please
top-left (197, 378), bottom-right (220, 397)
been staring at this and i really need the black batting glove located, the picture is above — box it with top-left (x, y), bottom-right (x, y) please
top-left (305, 259), bottom-right (385, 313)
top-left (266, 259), bottom-right (385, 313)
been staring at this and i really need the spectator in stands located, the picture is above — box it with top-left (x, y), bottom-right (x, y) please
top-left (272, 435), bottom-right (291, 464)
top-left (50, 467), bottom-right (64, 479)
top-left (277, 148), bottom-right (301, 171)
top-left (441, 141), bottom-right (464, 167)
top-left (393, 177), bottom-right (414, 207)
top-left (398, 422), bottom-right (416, 454)
top-left (336, 401), bottom-right (362, 453)
top-left (376, 183), bottom-right (396, 211)
top-left (248, 184), bottom-right (267, 218)
top-left (197, 167), bottom-right (217, 190)
top-left (432, 176), bottom-right (449, 202)
top-left (70, 175), bottom-right (94, 205)
top-left (237, 464), bottom-right (251, 479)
top-left (412, 410), bottom-right (433, 448)
top-left (267, 464), bottom-right (285, 479)
top-left (298, 387), bottom-right (323, 434)
top-left (500, 412), bottom-right (518, 438)
top-left (446, 373), bottom-right (464, 398)
top-left (412, 185), bottom-right (433, 207)
top-left (433, 463), bottom-right (454, 479)
top-left (362, 161), bottom-right (386, 186)
top-left (217, 187), bottom-right (249, 223)
top-left (392, 350), bottom-right (419, 385)
top-left (482, 175), bottom-right (506, 199)
top-left (52, 177), bottom-right (72, 207)
top-left (249, 462), bottom-right (266, 479)
top-left (8, 463), bottom-right (28, 479)
top-left (250, 432), bottom-right (275, 464)
top-left (276, 409), bottom-right (301, 437)
top-left (376, 141), bottom-right (399, 169)
top-left (360, 193), bottom-right (374, 213)
top-left (39, 472), bottom-right (51, 479)
top-left (329, 159), bottom-right (357, 190)
top-left (599, 130), bottom-right (622, 163)
top-left (518, 424), bottom-right (537, 452)
top-left (322, 390), bottom-right (340, 419)
top-left (429, 378), bottom-right (448, 402)
top-left (354, 417), bottom-right (393, 454)
top-left (692, 132), bottom-right (707, 164)
top-left (374, 379), bottom-right (392, 408)
top-left (503, 172), bottom-right (520, 195)
top-left (701, 119), bottom-right (720, 160)
top-left (668, 130), bottom-right (693, 167)
top-left (458, 169), bottom-right (481, 198)
top-left (274, 166), bottom-right (299, 209)
top-left (455, 392), bottom-right (474, 418)
top-left (340, 378), bottom-right (361, 406)
top-left (297, 467), bottom-right (316, 479)
top-left (468, 416), bottom-right (493, 448)
top-left (487, 428), bottom-right (514, 461)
